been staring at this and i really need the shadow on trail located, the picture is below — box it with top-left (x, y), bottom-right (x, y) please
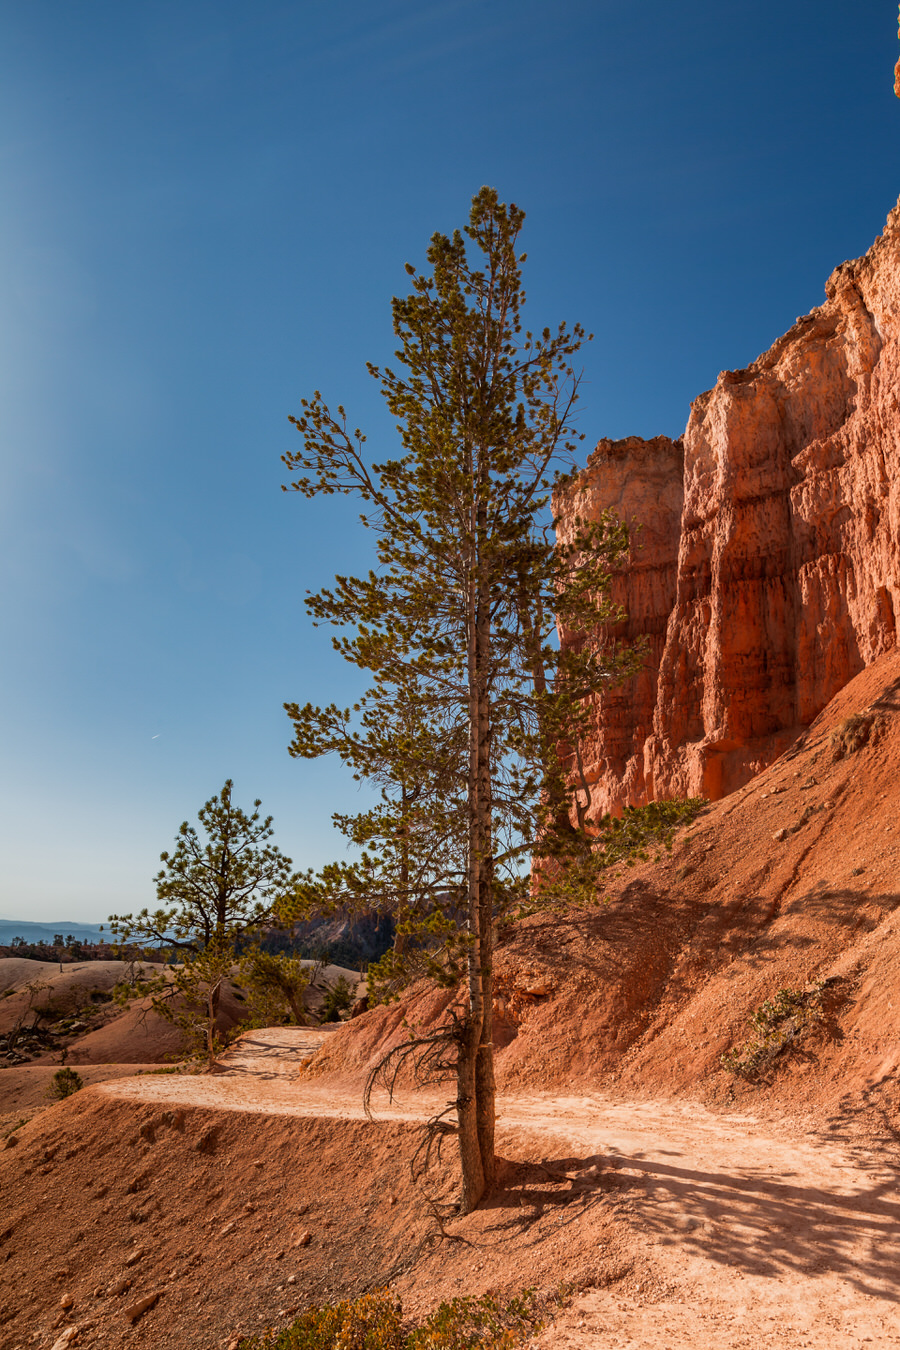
top-left (475, 1145), bottom-right (900, 1303)
top-left (216, 1033), bottom-right (321, 1079)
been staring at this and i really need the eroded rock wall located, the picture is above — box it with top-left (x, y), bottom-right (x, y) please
top-left (560, 196), bottom-right (900, 814)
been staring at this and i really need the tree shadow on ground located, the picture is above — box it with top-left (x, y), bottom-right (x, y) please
top-left (472, 1143), bottom-right (900, 1303)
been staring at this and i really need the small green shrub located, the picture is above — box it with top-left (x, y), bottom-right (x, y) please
top-left (237, 1289), bottom-right (542, 1350)
top-left (48, 1067), bottom-right (84, 1099)
top-left (321, 975), bottom-right (355, 1023)
top-left (720, 983), bottom-right (826, 1081)
top-left (407, 1291), bottom-right (541, 1349)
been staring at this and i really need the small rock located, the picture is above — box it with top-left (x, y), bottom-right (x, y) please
top-left (3, 1133), bottom-right (18, 1148)
top-left (295, 1231), bottom-right (311, 1248)
top-left (107, 1277), bottom-right (130, 1296)
top-left (851, 866), bottom-right (865, 876)
top-left (138, 1121), bottom-right (155, 1143)
top-left (220, 1221), bottom-right (236, 1236)
top-left (243, 1202), bottom-right (256, 1213)
top-left (196, 1127), bottom-right (220, 1154)
top-left (124, 1249), bottom-right (144, 1267)
top-left (773, 828), bottom-right (789, 842)
top-left (123, 1290), bottom-right (161, 1324)
top-left (50, 1328), bottom-right (79, 1350)
top-left (60, 1294), bottom-right (75, 1309)
top-left (286, 1275), bottom-right (297, 1286)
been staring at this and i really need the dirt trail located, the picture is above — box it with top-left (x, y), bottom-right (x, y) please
top-left (95, 1028), bottom-right (900, 1349)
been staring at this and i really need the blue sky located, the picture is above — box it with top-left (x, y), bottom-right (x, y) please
top-left (1, 1), bottom-right (898, 923)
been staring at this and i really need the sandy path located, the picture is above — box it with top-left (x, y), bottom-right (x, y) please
top-left (97, 1029), bottom-right (900, 1349)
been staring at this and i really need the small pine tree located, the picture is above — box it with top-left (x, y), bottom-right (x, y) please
top-left (107, 782), bottom-right (301, 1068)
top-left (48, 1067), bottom-right (83, 1099)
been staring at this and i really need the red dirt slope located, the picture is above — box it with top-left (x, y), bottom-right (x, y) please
top-left (311, 650), bottom-right (900, 1131)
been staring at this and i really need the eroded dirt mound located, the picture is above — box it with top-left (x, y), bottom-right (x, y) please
top-left (0, 961), bottom-right (165, 1036)
top-left (311, 652), bottom-right (900, 1133)
top-left (0, 959), bottom-right (363, 1078)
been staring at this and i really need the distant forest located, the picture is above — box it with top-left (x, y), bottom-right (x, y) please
top-left (0, 911), bottom-right (394, 971)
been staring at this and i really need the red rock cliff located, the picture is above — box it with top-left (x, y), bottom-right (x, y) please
top-left (559, 195), bottom-right (900, 815)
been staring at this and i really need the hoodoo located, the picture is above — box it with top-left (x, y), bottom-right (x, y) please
top-left (557, 196), bottom-right (900, 817)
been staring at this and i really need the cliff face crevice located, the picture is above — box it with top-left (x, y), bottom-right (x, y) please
top-left (558, 196), bottom-right (900, 815)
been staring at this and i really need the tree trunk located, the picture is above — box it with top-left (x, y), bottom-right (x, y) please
top-left (456, 964), bottom-right (485, 1213)
top-left (474, 566), bottom-right (496, 1192)
top-left (475, 875), bottom-right (496, 1192)
top-left (206, 977), bottom-right (222, 1070)
top-left (456, 501), bottom-right (496, 1214)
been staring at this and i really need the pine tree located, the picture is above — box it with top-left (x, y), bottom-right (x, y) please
top-left (283, 188), bottom-right (639, 1211)
top-left (107, 781), bottom-right (300, 1068)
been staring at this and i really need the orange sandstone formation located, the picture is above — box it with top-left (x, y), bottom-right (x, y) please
top-left (558, 196), bottom-right (900, 816)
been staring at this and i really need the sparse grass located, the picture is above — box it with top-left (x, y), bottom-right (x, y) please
top-left (238, 1289), bottom-right (543, 1350)
top-left (720, 982), bottom-right (827, 1081)
top-left (830, 712), bottom-right (878, 759)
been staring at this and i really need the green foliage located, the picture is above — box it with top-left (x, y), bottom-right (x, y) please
top-left (525, 798), bottom-right (706, 915)
top-left (720, 982), bottom-right (827, 1081)
top-left (281, 187), bottom-right (644, 959)
top-left (406, 1291), bottom-right (541, 1350)
top-left (106, 782), bottom-right (301, 1069)
top-left (106, 780), bottom-right (300, 956)
top-left (237, 1289), bottom-right (541, 1350)
top-left (239, 948), bottom-right (311, 1025)
top-left (321, 974), bottom-right (355, 1022)
top-left (590, 798), bottom-right (706, 870)
top-left (48, 1067), bottom-right (83, 1099)
top-left (149, 943), bottom-right (237, 1069)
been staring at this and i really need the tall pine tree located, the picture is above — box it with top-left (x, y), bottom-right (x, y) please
top-left (283, 188), bottom-right (639, 1212)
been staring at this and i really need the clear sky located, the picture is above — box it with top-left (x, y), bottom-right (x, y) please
top-left (1, 1), bottom-right (898, 923)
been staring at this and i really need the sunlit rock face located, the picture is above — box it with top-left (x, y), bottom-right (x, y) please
top-left (557, 196), bottom-right (900, 815)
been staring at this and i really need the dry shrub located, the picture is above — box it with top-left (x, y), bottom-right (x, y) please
top-left (830, 712), bottom-right (878, 759)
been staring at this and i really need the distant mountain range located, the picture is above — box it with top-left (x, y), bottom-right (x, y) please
top-left (0, 918), bottom-right (108, 945)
